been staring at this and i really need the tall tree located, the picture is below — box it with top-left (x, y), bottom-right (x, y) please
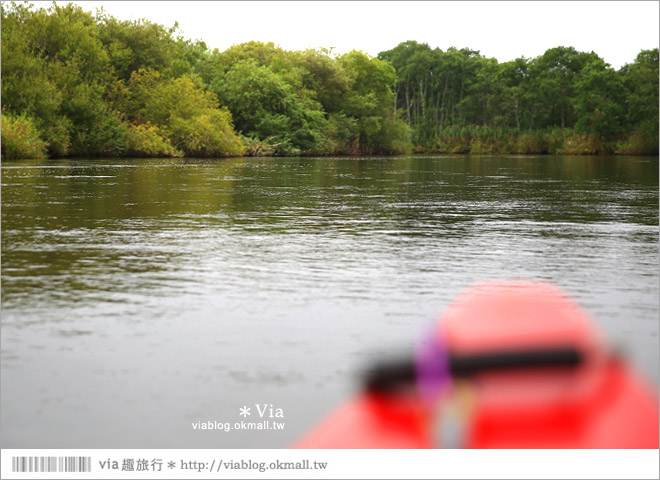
top-left (574, 58), bottom-right (625, 137)
top-left (621, 48), bottom-right (659, 137)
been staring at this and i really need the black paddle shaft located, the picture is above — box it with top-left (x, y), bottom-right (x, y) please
top-left (364, 346), bottom-right (583, 393)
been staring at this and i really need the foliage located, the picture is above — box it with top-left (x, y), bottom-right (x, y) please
top-left (378, 42), bottom-right (658, 154)
top-left (614, 132), bottom-right (659, 155)
top-left (1, 112), bottom-right (48, 159)
top-left (211, 58), bottom-right (322, 155)
top-left (620, 49), bottom-right (659, 139)
top-left (573, 59), bottom-right (625, 138)
top-left (124, 122), bottom-right (182, 157)
top-left (336, 50), bottom-right (410, 153)
top-left (1, 3), bottom-right (657, 158)
top-left (239, 134), bottom-right (278, 157)
top-left (127, 69), bottom-right (244, 156)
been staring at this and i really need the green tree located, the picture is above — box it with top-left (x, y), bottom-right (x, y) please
top-left (527, 46), bottom-right (598, 128)
top-left (1, 2), bottom-right (127, 155)
top-left (127, 68), bottom-right (244, 156)
top-left (95, 13), bottom-right (203, 80)
top-left (292, 48), bottom-right (349, 115)
top-left (2, 2), bottom-right (656, 158)
top-left (495, 58), bottom-right (530, 129)
top-left (574, 58), bottom-right (625, 138)
top-left (212, 59), bottom-right (325, 154)
top-left (460, 56), bottom-right (501, 127)
top-left (338, 50), bottom-right (411, 153)
top-left (621, 49), bottom-right (659, 137)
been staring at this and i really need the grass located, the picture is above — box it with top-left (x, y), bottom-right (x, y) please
top-left (413, 125), bottom-right (658, 155)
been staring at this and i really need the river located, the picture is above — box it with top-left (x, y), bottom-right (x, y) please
top-left (1, 155), bottom-right (658, 447)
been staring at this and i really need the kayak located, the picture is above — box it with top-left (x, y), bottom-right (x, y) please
top-left (296, 281), bottom-right (659, 448)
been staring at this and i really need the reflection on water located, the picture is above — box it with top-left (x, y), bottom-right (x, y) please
top-left (1, 155), bottom-right (658, 447)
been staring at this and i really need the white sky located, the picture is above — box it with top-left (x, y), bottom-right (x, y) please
top-left (35, 1), bottom-right (659, 69)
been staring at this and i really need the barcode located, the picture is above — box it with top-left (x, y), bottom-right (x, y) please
top-left (11, 456), bottom-right (91, 473)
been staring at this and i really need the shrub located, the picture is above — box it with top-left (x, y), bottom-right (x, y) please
top-left (128, 70), bottom-right (245, 157)
top-left (551, 130), bottom-right (603, 154)
top-left (168, 108), bottom-right (245, 157)
top-left (515, 131), bottom-right (547, 154)
top-left (240, 135), bottom-right (277, 157)
top-left (614, 131), bottom-right (659, 155)
top-left (1, 113), bottom-right (47, 160)
top-left (124, 122), bottom-right (182, 157)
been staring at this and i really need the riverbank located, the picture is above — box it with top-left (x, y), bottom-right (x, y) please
top-left (411, 127), bottom-right (659, 156)
top-left (2, 123), bottom-right (657, 160)
top-left (2, 4), bottom-right (658, 161)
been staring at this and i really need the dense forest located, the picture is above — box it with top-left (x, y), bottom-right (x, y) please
top-left (1, 2), bottom-right (658, 160)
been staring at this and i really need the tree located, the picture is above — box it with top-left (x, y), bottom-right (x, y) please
top-left (493, 58), bottom-right (529, 129)
top-left (338, 50), bottom-right (410, 153)
top-left (574, 58), bottom-right (625, 138)
top-left (460, 56), bottom-right (501, 127)
top-left (620, 49), bottom-right (659, 137)
top-left (212, 59), bottom-right (325, 154)
top-left (292, 49), bottom-right (349, 115)
top-left (1, 3), bottom-right (655, 158)
top-left (95, 13), bottom-right (200, 81)
top-left (527, 46), bottom-right (599, 128)
top-left (127, 68), bottom-right (244, 156)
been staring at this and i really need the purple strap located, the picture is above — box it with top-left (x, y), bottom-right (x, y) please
top-left (415, 330), bottom-right (452, 407)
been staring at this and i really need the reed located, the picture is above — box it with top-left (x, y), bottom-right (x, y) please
top-left (412, 126), bottom-right (655, 156)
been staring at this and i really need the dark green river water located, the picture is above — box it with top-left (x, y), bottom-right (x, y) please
top-left (1, 155), bottom-right (658, 447)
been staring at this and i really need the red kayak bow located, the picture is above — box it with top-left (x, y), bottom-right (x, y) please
top-left (296, 281), bottom-right (659, 448)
